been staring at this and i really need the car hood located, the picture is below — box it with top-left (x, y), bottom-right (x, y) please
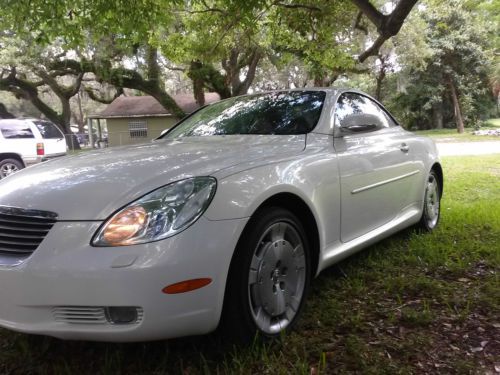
top-left (0, 135), bottom-right (305, 220)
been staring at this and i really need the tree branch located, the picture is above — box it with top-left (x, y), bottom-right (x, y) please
top-left (49, 58), bottom-right (185, 117)
top-left (273, 2), bottom-right (322, 12)
top-left (353, 11), bottom-right (368, 34)
top-left (358, 35), bottom-right (387, 62)
top-left (353, 0), bottom-right (418, 62)
top-left (84, 86), bottom-right (124, 104)
top-left (350, 0), bottom-right (384, 29)
top-left (0, 69), bottom-right (63, 127)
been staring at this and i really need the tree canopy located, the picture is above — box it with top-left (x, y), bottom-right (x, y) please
top-left (0, 0), bottom-right (497, 137)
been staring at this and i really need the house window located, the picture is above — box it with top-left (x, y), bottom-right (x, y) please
top-left (129, 120), bottom-right (148, 138)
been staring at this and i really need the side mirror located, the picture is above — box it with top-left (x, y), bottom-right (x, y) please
top-left (341, 123), bottom-right (378, 133)
top-left (339, 113), bottom-right (380, 134)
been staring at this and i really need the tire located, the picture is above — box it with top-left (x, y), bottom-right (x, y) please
top-left (0, 158), bottom-right (24, 179)
top-left (222, 207), bottom-right (311, 342)
top-left (418, 170), bottom-right (441, 231)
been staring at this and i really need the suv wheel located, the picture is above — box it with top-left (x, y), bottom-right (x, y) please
top-left (0, 158), bottom-right (24, 179)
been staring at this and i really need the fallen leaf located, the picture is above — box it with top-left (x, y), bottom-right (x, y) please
top-left (471, 347), bottom-right (483, 353)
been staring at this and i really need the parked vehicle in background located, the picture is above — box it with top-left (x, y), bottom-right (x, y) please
top-left (0, 119), bottom-right (67, 179)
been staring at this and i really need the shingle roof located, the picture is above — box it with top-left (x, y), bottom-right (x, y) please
top-left (96, 93), bottom-right (220, 118)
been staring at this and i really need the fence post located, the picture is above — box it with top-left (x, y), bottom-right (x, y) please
top-left (88, 118), bottom-right (94, 149)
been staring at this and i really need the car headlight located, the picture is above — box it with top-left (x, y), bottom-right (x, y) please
top-left (92, 177), bottom-right (217, 246)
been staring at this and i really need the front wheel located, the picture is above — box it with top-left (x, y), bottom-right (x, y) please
top-left (418, 170), bottom-right (441, 231)
top-left (222, 207), bottom-right (311, 341)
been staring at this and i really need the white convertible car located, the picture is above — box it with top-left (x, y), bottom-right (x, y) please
top-left (0, 89), bottom-right (442, 342)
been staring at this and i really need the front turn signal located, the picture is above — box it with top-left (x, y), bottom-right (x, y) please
top-left (162, 278), bottom-right (212, 294)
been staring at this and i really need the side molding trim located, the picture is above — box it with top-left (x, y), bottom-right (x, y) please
top-left (351, 170), bottom-right (420, 194)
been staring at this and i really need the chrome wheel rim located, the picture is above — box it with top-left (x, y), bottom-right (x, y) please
top-left (0, 163), bottom-right (20, 178)
top-left (248, 221), bottom-right (306, 334)
top-left (424, 175), bottom-right (440, 228)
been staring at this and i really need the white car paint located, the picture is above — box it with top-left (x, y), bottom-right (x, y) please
top-left (0, 89), bottom-right (441, 342)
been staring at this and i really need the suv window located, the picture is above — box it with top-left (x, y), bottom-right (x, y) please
top-left (33, 120), bottom-right (63, 139)
top-left (0, 121), bottom-right (35, 138)
top-left (335, 93), bottom-right (392, 130)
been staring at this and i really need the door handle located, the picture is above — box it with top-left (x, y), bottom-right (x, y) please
top-left (400, 143), bottom-right (410, 153)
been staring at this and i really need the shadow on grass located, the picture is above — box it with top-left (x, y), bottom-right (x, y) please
top-left (1, 229), bottom-right (417, 374)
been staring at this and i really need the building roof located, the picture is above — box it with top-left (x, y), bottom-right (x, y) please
top-left (95, 93), bottom-right (220, 119)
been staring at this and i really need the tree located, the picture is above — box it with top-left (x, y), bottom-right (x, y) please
top-left (0, 1), bottom-right (187, 116)
top-left (0, 36), bottom-right (85, 148)
top-left (392, 1), bottom-right (495, 131)
top-left (0, 0), bottom-right (419, 118)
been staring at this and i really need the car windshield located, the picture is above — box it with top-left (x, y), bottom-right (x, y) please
top-left (165, 91), bottom-right (326, 138)
top-left (33, 120), bottom-right (63, 139)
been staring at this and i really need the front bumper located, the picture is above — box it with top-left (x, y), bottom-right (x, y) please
top-left (0, 216), bottom-right (247, 342)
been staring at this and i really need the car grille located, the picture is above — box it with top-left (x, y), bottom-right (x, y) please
top-left (0, 206), bottom-right (57, 257)
top-left (52, 306), bottom-right (144, 325)
top-left (53, 306), bottom-right (109, 324)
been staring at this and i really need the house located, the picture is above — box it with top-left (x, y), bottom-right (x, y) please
top-left (94, 93), bottom-right (219, 147)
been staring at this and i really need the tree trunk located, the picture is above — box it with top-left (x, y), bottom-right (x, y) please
top-left (432, 100), bottom-right (443, 129)
top-left (232, 50), bottom-right (262, 96)
top-left (0, 102), bottom-right (14, 118)
top-left (448, 78), bottom-right (464, 133)
top-left (375, 75), bottom-right (384, 101)
top-left (190, 60), bottom-right (205, 106)
top-left (76, 90), bottom-right (85, 132)
top-left (314, 75), bottom-right (325, 87)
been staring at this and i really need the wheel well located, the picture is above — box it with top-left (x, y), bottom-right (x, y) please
top-left (253, 193), bottom-right (320, 276)
top-left (0, 153), bottom-right (25, 166)
top-left (431, 163), bottom-right (444, 197)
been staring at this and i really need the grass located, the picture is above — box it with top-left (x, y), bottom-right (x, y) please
top-left (485, 118), bottom-right (500, 128)
top-left (1, 155), bottom-right (499, 374)
top-left (413, 117), bottom-right (500, 142)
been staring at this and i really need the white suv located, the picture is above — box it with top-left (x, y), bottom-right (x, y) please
top-left (0, 119), bottom-right (67, 179)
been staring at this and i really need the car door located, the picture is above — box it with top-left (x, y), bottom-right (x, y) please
top-left (333, 92), bottom-right (420, 243)
top-left (31, 120), bottom-right (67, 155)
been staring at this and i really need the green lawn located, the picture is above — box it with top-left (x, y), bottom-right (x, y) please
top-left (0, 155), bottom-right (499, 374)
top-left (485, 118), bottom-right (500, 128)
top-left (413, 118), bottom-right (500, 142)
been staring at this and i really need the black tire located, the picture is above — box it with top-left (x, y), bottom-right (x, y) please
top-left (418, 170), bottom-right (441, 232)
top-left (0, 158), bottom-right (24, 179)
top-left (221, 207), bottom-right (311, 342)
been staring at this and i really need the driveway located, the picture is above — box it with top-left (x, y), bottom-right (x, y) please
top-left (436, 141), bottom-right (500, 156)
